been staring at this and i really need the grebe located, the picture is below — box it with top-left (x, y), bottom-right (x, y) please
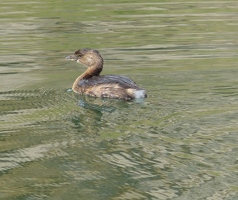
top-left (65, 48), bottom-right (147, 100)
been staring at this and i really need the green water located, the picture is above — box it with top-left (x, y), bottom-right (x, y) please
top-left (1, 1), bottom-right (238, 199)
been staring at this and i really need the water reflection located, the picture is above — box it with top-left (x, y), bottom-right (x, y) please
top-left (77, 95), bottom-right (119, 113)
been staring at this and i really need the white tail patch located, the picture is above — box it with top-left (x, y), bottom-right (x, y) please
top-left (134, 90), bottom-right (147, 98)
top-left (127, 88), bottom-right (147, 99)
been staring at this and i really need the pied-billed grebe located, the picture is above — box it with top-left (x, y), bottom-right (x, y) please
top-left (65, 48), bottom-right (147, 100)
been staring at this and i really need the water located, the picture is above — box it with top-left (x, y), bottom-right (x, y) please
top-left (1, 0), bottom-right (238, 199)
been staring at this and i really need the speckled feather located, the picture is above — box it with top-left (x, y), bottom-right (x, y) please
top-left (79, 75), bottom-right (138, 88)
top-left (78, 75), bottom-right (140, 100)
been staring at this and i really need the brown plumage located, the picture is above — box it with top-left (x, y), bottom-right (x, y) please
top-left (65, 48), bottom-right (147, 100)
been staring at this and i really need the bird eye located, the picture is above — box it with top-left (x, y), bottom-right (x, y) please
top-left (74, 50), bottom-right (82, 57)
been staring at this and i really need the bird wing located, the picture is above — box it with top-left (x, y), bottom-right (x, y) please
top-left (79, 75), bottom-right (138, 89)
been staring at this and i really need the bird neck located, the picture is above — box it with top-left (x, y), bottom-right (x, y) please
top-left (72, 64), bottom-right (103, 92)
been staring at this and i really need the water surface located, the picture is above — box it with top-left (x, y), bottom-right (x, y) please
top-left (1, 0), bottom-right (238, 199)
